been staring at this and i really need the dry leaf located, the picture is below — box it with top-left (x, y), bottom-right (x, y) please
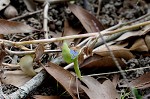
top-left (0, 19), bottom-right (36, 34)
top-left (0, 44), bottom-right (6, 66)
top-left (0, 0), bottom-right (10, 11)
top-left (34, 44), bottom-right (45, 62)
top-left (62, 19), bottom-right (82, 43)
top-left (80, 76), bottom-right (119, 99)
top-left (129, 72), bottom-right (150, 89)
top-left (33, 95), bottom-right (61, 99)
top-left (115, 24), bottom-right (150, 42)
top-left (80, 54), bottom-right (126, 70)
top-left (2, 70), bottom-right (32, 87)
top-left (19, 55), bottom-right (36, 77)
top-left (129, 38), bottom-right (148, 52)
top-left (68, 4), bottom-right (104, 33)
top-left (145, 35), bottom-right (150, 50)
top-left (93, 45), bottom-right (134, 60)
top-left (43, 62), bottom-right (82, 99)
top-left (23, 0), bottom-right (36, 11)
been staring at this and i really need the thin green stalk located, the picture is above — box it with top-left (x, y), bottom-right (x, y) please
top-left (74, 58), bottom-right (81, 80)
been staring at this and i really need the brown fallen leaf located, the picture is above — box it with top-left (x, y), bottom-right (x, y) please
top-left (43, 62), bottom-right (82, 99)
top-left (2, 70), bottom-right (32, 87)
top-left (0, 19), bottom-right (36, 34)
top-left (33, 95), bottom-right (61, 99)
top-left (68, 4), bottom-right (104, 33)
top-left (93, 45), bottom-right (134, 60)
top-left (145, 35), bottom-right (150, 51)
top-left (62, 19), bottom-right (82, 43)
top-left (129, 38), bottom-right (148, 52)
top-left (34, 43), bottom-right (45, 62)
top-left (1, 66), bottom-right (42, 87)
top-left (129, 72), bottom-right (150, 89)
top-left (0, 44), bottom-right (6, 66)
top-left (115, 24), bottom-right (150, 42)
top-left (80, 76), bottom-right (119, 99)
top-left (23, 0), bottom-right (36, 12)
top-left (80, 54), bottom-right (126, 70)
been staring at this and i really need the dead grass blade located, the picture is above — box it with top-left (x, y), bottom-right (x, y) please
top-left (115, 24), bottom-right (150, 42)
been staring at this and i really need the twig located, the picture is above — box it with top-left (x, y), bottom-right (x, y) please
top-left (2, 63), bottom-right (20, 69)
top-left (5, 48), bottom-right (61, 55)
top-left (43, 2), bottom-right (49, 39)
top-left (102, 20), bottom-right (150, 35)
top-left (1, 33), bottom-right (98, 46)
top-left (36, 0), bottom-right (73, 4)
top-left (8, 9), bottom-right (43, 21)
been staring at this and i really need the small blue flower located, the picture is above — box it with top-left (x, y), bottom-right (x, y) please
top-left (70, 49), bottom-right (78, 59)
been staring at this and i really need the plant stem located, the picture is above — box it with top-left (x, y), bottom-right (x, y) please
top-left (74, 58), bottom-right (81, 80)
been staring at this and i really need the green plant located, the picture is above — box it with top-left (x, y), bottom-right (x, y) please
top-left (62, 41), bottom-right (81, 79)
top-left (132, 88), bottom-right (142, 99)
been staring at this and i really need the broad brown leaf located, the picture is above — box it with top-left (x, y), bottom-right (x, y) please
top-left (0, 44), bottom-right (6, 66)
top-left (2, 67), bottom-right (42, 87)
top-left (129, 38), bottom-right (148, 52)
top-left (145, 35), bottom-right (150, 50)
top-left (1, 70), bottom-right (32, 87)
top-left (93, 45), bottom-right (134, 60)
top-left (115, 24), bottom-right (150, 42)
top-left (43, 62), bottom-right (82, 99)
top-left (68, 4), bottom-right (104, 33)
top-left (23, 0), bottom-right (36, 11)
top-left (80, 54), bottom-right (126, 70)
top-left (80, 76), bottom-right (119, 99)
top-left (34, 43), bottom-right (45, 62)
top-left (62, 19), bottom-right (82, 43)
top-left (0, 19), bottom-right (36, 34)
top-left (129, 72), bottom-right (150, 89)
top-left (33, 95), bottom-right (61, 99)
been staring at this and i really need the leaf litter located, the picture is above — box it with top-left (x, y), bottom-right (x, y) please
top-left (0, 0), bottom-right (150, 99)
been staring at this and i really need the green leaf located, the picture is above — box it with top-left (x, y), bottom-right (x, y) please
top-left (132, 88), bottom-right (142, 99)
top-left (62, 41), bottom-right (74, 63)
top-left (62, 41), bottom-right (82, 79)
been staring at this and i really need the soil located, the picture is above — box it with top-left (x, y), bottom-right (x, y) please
top-left (1, 0), bottom-right (150, 99)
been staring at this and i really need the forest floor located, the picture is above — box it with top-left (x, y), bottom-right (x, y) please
top-left (1, 0), bottom-right (150, 99)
